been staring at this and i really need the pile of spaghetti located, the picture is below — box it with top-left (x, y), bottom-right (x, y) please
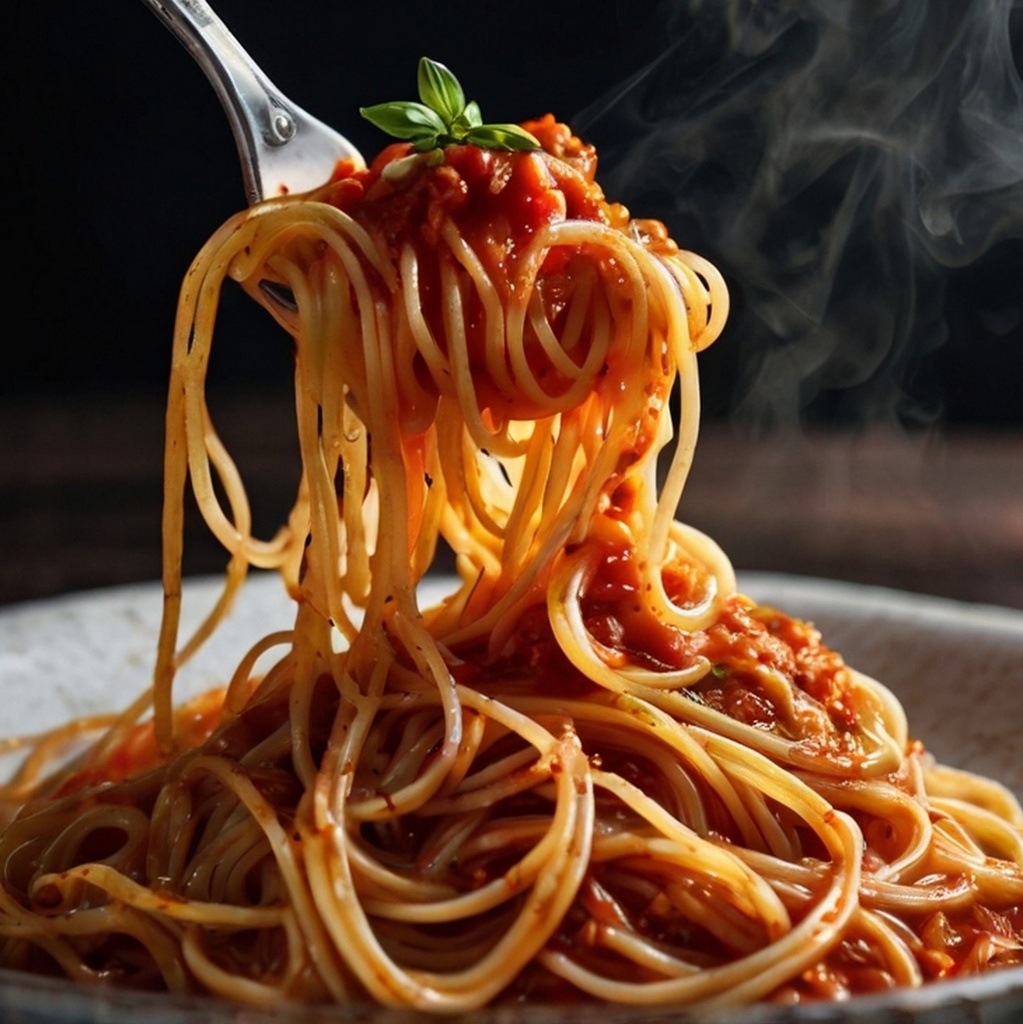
top-left (2, 111), bottom-right (1023, 1011)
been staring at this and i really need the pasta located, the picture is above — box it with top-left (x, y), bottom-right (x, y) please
top-left (2, 106), bottom-right (1022, 1012)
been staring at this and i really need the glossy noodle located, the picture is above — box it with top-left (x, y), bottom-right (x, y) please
top-left (2, 114), bottom-right (1022, 1010)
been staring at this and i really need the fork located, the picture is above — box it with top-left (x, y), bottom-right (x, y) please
top-left (139, 0), bottom-right (364, 205)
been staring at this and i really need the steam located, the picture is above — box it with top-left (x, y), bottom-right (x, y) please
top-left (577, 0), bottom-right (1023, 428)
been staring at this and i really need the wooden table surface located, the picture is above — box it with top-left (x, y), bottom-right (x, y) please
top-left (1, 392), bottom-right (1021, 612)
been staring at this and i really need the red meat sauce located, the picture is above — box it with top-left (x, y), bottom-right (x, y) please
top-left (448, 539), bottom-right (860, 759)
top-left (52, 537), bottom-right (857, 805)
top-left (323, 115), bottom-right (631, 271)
top-left (915, 903), bottom-right (1023, 979)
top-left (315, 116), bottom-right (677, 421)
top-left (46, 677), bottom-right (328, 812)
top-left (47, 687), bottom-right (231, 798)
top-left (787, 903), bottom-right (1023, 998)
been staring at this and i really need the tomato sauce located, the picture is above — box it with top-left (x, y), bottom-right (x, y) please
top-left (326, 115), bottom-right (616, 265)
top-left (450, 521), bottom-right (858, 760)
top-left (53, 688), bottom-right (229, 797)
top-left (318, 117), bottom-right (655, 423)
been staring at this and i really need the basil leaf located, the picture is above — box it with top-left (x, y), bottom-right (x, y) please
top-left (464, 123), bottom-right (541, 151)
top-left (417, 58), bottom-right (465, 124)
top-left (456, 101), bottom-right (483, 130)
top-left (361, 63), bottom-right (541, 153)
top-left (447, 102), bottom-right (481, 141)
top-left (359, 101), bottom-right (446, 141)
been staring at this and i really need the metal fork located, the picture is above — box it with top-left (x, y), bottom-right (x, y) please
top-left (139, 0), bottom-right (364, 205)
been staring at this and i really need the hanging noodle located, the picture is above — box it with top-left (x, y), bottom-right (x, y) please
top-left (2, 114), bottom-right (1022, 1011)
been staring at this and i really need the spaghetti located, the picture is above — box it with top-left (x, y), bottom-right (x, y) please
top-left (1, 110), bottom-right (1022, 1010)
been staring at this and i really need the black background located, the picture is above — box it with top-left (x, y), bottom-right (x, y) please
top-left (2, 1), bottom-right (662, 395)
top-left (3, 0), bottom-right (1022, 428)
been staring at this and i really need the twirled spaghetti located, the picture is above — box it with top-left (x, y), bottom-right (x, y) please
top-left (2, 112), bottom-right (1022, 1010)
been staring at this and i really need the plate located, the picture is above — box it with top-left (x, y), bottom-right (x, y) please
top-left (1, 572), bottom-right (1022, 1023)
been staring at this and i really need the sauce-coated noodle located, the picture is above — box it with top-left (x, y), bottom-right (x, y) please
top-left (2, 115), bottom-right (1022, 1010)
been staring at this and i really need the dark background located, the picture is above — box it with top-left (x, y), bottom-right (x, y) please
top-left (2, 0), bottom-right (664, 406)
top-left (3, 0), bottom-right (1022, 427)
top-left (1, 0), bottom-right (1021, 608)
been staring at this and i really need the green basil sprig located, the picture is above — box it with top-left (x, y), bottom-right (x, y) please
top-left (360, 58), bottom-right (540, 153)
